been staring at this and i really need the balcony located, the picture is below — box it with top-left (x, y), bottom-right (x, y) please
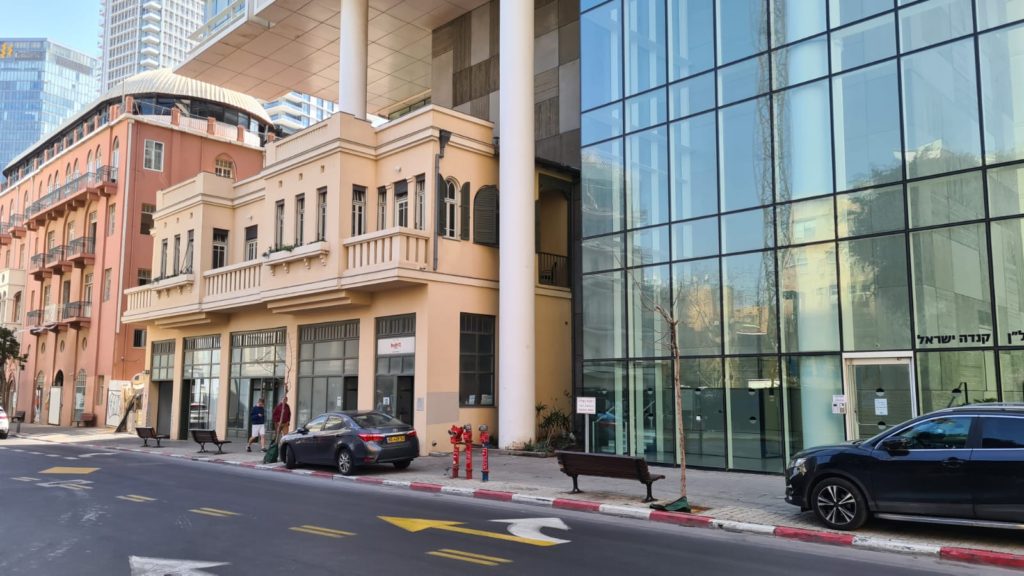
top-left (24, 169), bottom-right (110, 228)
top-left (64, 236), bottom-right (96, 268)
top-left (204, 260), bottom-right (261, 307)
top-left (85, 166), bottom-right (118, 197)
top-left (262, 241), bottom-right (330, 275)
top-left (27, 304), bottom-right (60, 335)
top-left (0, 222), bottom-right (9, 246)
top-left (61, 301), bottom-right (92, 330)
top-left (45, 245), bottom-right (68, 275)
top-left (340, 228), bottom-right (431, 289)
top-left (538, 252), bottom-right (570, 288)
top-left (29, 253), bottom-right (50, 281)
top-left (8, 214), bottom-right (25, 239)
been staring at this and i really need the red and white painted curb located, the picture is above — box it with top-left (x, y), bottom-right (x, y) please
top-left (32, 438), bottom-right (1024, 571)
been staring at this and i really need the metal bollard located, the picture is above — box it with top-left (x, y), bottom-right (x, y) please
top-left (479, 425), bottom-right (490, 482)
top-left (449, 424), bottom-right (462, 479)
top-left (463, 423), bottom-right (473, 480)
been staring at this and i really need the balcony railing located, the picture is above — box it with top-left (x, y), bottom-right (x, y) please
top-left (204, 260), bottom-right (261, 298)
top-left (29, 253), bottom-right (46, 272)
top-left (343, 228), bottom-right (430, 273)
top-left (61, 301), bottom-right (92, 327)
top-left (191, 0), bottom-right (245, 42)
top-left (126, 286), bottom-right (153, 312)
top-left (64, 236), bottom-right (96, 266)
top-left (26, 309), bottom-right (41, 326)
top-left (45, 245), bottom-right (65, 268)
top-left (538, 252), bottom-right (570, 288)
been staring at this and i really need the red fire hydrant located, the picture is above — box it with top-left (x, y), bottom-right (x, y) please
top-left (463, 424), bottom-right (474, 480)
top-left (448, 424), bottom-right (463, 479)
top-left (479, 424), bottom-right (490, 482)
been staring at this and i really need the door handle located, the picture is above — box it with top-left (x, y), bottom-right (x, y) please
top-left (941, 457), bottom-right (964, 469)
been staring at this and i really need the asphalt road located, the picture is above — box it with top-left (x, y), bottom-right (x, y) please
top-left (0, 438), bottom-right (1014, 576)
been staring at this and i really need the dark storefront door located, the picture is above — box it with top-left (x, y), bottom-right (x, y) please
top-left (156, 381), bottom-right (173, 436)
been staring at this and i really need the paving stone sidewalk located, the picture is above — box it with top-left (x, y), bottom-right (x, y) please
top-left (8, 423), bottom-right (1023, 558)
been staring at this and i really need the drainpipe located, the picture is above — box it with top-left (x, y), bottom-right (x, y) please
top-left (431, 129), bottom-right (452, 271)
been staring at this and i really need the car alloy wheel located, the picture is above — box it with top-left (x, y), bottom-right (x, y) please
top-left (811, 477), bottom-right (867, 530)
top-left (284, 446), bottom-right (297, 469)
top-left (337, 448), bottom-right (354, 475)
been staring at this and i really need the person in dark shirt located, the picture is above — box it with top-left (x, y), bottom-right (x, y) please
top-left (247, 398), bottom-right (266, 452)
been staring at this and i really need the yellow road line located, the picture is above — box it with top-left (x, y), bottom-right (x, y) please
top-left (437, 549), bottom-right (512, 563)
top-left (427, 551), bottom-right (500, 567)
top-left (189, 508), bottom-right (240, 517)
top-left (39, 466), bottom-right (98, 475)
top-left (117, 495), bottom-right (155, 502)
top-left (292, 525), bottom-right (355, 537)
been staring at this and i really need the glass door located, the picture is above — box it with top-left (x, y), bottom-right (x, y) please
top-left (843, 355), bottom-right (916, 440)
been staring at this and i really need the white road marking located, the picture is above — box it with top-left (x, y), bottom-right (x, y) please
top-left (129, 556), bottom-right (229, 576)
top-left (37, 479), bottom-right (94, 491)
top-left (490, 517), bottom-right (572, 545)
top-left (78, 452), bottom-right (116, 458)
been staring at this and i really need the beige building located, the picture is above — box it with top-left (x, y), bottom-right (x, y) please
top-left (123, 106), bottom-right (573, 451)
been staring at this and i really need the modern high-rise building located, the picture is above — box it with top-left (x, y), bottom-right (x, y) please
top-left (0, 39), bottom-right (99, 174)
top-left (262, 91), bottom-right (338, 134)
top-left (99, 0), bottom-right (204, 91)
top-left (578, 0), bottom-right (1024, 473)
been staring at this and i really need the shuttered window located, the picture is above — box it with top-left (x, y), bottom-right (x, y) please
top-left (473, 186), bottom-right (499, 246)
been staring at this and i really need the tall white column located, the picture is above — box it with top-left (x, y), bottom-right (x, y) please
top-left (498, 0), bottom-right (535, 449)
top-left (339, 0), bottom-right (368, 118)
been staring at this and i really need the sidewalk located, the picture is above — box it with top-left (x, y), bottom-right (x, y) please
top-left (7, 423), bottom-right (1024, 569)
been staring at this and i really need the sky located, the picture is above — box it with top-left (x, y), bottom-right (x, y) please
top-left (0, 0), bottom-right (104, 57)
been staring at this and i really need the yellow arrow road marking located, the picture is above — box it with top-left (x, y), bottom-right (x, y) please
top-left (39, 466), bottom-right (98, 475)
top-left (289, 525), bottom-right (356, 538)
top-left (379, 516), bottom-right (557, 547)
top-left (427, 549), bottom-right (512, 566)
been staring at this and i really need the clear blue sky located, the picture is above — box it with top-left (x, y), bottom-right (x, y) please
top-left (0, 0), bottom-right (104, 57)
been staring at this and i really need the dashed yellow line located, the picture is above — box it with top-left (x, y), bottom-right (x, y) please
top-left (189, 507), bottom-right (240, 518)
top-left (289, 525), bottom-right (356, 538)
top-left (427, 549), bottom-right (512, 567)
top-left (117, 495), bottom-right (156, 503)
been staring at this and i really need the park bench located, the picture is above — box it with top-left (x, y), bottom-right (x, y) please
top-left (73, 413), bottom-right (96, 427)
top-left (191, 429), bottom-right (232, 454)
top-left (136, 426), bottom-right (169, 447)
top-left (555, 450), bottom-right (665, 503)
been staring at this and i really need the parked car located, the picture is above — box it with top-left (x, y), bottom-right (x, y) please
top-left (280, 410), bottom-right (419, 475)
top-left (0, 407), bottom-right (9, 439)
top-left (786, 403), bottom-right (1024, 530)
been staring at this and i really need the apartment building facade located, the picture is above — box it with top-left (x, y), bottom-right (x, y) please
top-left (100, 0), bottom-right (205, 91)
top-left (2, 69), bottom-right (269, 427)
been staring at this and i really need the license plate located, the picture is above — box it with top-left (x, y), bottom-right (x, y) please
top-left (387, 435), bottom-right (405, 444)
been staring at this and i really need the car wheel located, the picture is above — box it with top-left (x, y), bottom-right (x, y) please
top-left (0, 432), bottom-right (7, 440)
top-left (811, 477), bottom-right (868, 531)
top-left (337, 448), bottom-right (354, 475)
top-left (393, 460), bottom-right (412, 470)
top-left (283, 445), bottom-right (297, 470)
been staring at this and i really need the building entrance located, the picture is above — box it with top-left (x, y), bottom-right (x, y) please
top-left (843, 353), bottom-right (916, 440)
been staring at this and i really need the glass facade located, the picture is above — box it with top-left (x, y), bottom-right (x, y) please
top-left (578, 0), bottom-right (1024, 472)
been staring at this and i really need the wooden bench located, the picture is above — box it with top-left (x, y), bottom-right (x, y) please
top-left (136, 426), bottom-right (169, 448)
top-left (191, 429), bottom-right (231, 454)
top-left (556, 450), bottom-right (665, 503)
top-left (73, 413), bottom-right (95, 427)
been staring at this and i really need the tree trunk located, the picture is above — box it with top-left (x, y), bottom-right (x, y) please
top-left (671, 324), bottom-right (686, 498)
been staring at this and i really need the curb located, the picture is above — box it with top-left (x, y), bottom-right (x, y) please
top-left (18, 435), bottom-right (1024, 571)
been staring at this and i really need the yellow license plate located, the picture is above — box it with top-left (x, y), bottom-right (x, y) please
top-left (387, 435), bottom-right (405, 444)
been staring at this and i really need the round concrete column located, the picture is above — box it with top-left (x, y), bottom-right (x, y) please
top-left (339, 0), bottom-right (368, 118)
top-left (498, 0), bottom-right (535, 449)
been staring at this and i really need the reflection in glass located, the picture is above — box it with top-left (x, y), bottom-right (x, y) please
top-left (721, 207), bottom-right (774, 253)
top-left (770, 0), bottom-right (825, 46)
top-left (899, 0), bottom-right (973, 53)
top-left (833, 62), bottom-right (903, 190)
top-left (625, 0), bottom-right (666, 95)
top-left (991, 218), bottom-right (1024, 345)
top-left (672, 217), bottom-right (719, 260)
top-left (582, 102), bottom-right (623, 146)
top-left (720, 97), bottom-right (772, 211)
top-left (839, 234), bottom-right (912, 350)
top-left (989, 164), bottom-right (1024, 217)
top-left (583, 271), bottom-right (625, 359)
top-left (726, 356), bottom-right (783, 473)
top-left (628, 265), bottom-right (671, 358)
top-left (917, 351), bottom-right (998, 413)
top-left (628, 225), bottom-right (671, 266)
top-left (779, 243), bottom-right (839, 352)
top-left (979, 24), bottom-right (1024, 164)
top-left (772, 35), bottom-right (828, 89)
top-left (777, 196), bottom-right (835, 246)
top-left (627, 128), bottom-right (669, 229)
top-left (583, 362), bottom-right (631, 455)
top-left (583, 234), bottom-right (623, 273)
top-left (830, 13), bottom-right (895, 72)
top-left (669, 0), bottom-right (714, 80)
top-left (836, 185), bottom-right (904, 237)
top-left (774, 80), bottom-right (832, 201)
top-left (998, 350), bottom-right (1024, 402)
top-left (626, 88), bottom-right (667, 132)
top-left (907, 171), bottom-right (984, 228)
top-left (977, 0), bottom-right (1024, 30)
top-left (718, 55), bottom-right (770, 106)
top-left (783, 356), bottom-right (843, 460)
top-left (681, 358), bottom-right (725, 468)
top-left (581, 2), bottom-right (623, 110)
top-left (670, 72), bottom-right (716, 119)
top-left (717, 0), bottom-right (768, 65)
top-left (910, 224), bottom-right (992, 348)
top-left (723, 251), bottom-right (778, 354)
top-left (901, 39), bottom-right (981, 179)
top-left (671, 112), bottom-right (718, 220)
top-left (829, 0), bottom-right (893, 28)
top-left (674, 258), bottom-right (722, 355)
top-left (582, 140), bottom-right (624, 237)
top-left (631, 361), bottom-right (676, 462)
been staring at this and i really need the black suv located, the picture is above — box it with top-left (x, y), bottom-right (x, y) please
top-left (785, 403), bottom-right (1024, 530)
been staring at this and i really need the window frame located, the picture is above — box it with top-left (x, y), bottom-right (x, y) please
top-left (443, 179), bottom-right (458, 239)
top-left (212, 228), bottom-right (228, 269)
top-left (295, 194), bottom-right (305, 246)
top-left (459, 313), bottom-right (496, 407)
top-left (143, 139), bottom-right (164, 172)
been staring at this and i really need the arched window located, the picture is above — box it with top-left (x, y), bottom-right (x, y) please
top-left (441, 178), bottom-right (458, 239)
top-left (473, 186), bottom-right (499, 246)
top-left (87, 151), bottom-right (94, 174)
top-left (95, 146), bottom-right (102, 168)
top-left (214, 155), bottom-right (235, 179)
top-left (72, 159), bottom-right (79, 180)
top-left (34, 371), bottom-right (44, 423)
top-left (73, 370), bottom-right (87, 421)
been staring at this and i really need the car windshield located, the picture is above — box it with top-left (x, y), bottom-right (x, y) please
top-left (352, 412), bottom-right (406, 428)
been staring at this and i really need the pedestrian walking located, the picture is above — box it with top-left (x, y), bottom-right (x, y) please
top-left (247, 398), bottom-right (266, 452)
top-left (272, 396), bottom-right (291, 441)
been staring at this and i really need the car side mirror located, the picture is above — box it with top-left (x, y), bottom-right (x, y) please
top-left (298, 427), bottom-right (308, 435)
top-left (880, 437), bottom-right (911, 453)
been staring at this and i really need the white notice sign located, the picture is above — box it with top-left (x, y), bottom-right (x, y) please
top-left (377, 336), bottom-right (415, 356)
top-left (874, 398), bottom-right (889, 416)
top-left (576, 397), bottom-right (596, 415)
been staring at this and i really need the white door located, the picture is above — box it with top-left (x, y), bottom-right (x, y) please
top-left (842, 353), bottom-right (916, 440)
top-left (48, 387), bottom-right (62, 425)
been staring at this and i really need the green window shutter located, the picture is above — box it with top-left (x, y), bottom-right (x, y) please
top-left (460, 182), bottom-right (470, 240)
top-left (473, 186), bottom-right (499, 246)
top-left (436, 174), bottom-right (446, 235)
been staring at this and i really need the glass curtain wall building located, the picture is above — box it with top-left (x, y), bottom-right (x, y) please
top-left (578, 0), bottom-right (1024, 473)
